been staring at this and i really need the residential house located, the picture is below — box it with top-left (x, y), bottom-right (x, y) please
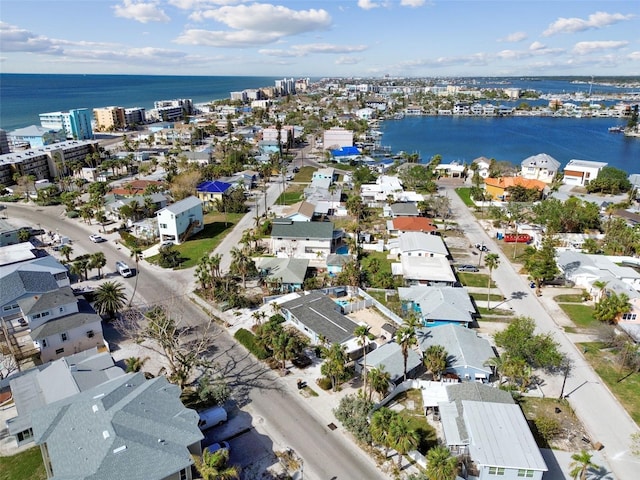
top-left (330, 146), bottom-right (361, 163)
top-left (434, 162), bottom-right (465, 178)
top-left (195, 180), bottom-right (233, 208)
top-left (323, 127), bottom-right (354, 149)
top-left (483, 177), bottom-right (547, 201)
top-left (6, 348), bottom-right (125, 446)
top-left (19, 286), bottom-right (105, 362)
top-left (326, 254), bottom-right (351, 277)
top-left (0, 242), bottom-right (70, 288)
top-left (361, 175), bottom-right (403, 205)
top-left (255, 257), bottom-right (309, 293)
top-left (270, 219), bottom-right (339, 261)
top-left (357, 341), bottom-right (423, 385)
top-left (520, 153), bottom-right (561, 183)
top-left (109, 180), bottom-right (165, 196)
top-left (383, 203), bottom-right (420, 218)
top-left (279, 291), bottom-right (359, 347)
top-left (282, 201), bottom-right (316, 222)
top-left (389, 232), bottom-right (449, 259)
top-left (32, 372), bottom-right (203, 480)
top-left (563, 159), bottom-right (608, 187)
top-left (416, 324), bottom-right (495, 381)
top-left (0, 219), bottom-right (25, 247)
top-left (392, 256), bottom-right (457, 286)
top-left (0, 270), bottom-right (59, 328)
top-left (156, 196), bottom-right (204, 245)
top-left (470, 157), bottom-right (491, 179)
top-left (312, 167), bottom-right (338, 185)
top-left (399, 286), bottom-right (475, 327)
top-left (387, 217), bottom-right (437, 236)
top-left (104, 193), bottom-right (168, 223)
top-left (557, 250), bottom-right (640, 291)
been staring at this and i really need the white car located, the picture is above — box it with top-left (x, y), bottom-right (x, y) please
top-left (89, 234), bottom-right (106, 243)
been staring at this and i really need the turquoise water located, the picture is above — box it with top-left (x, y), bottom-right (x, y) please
top-left (336, 246), bottom-right (349, 254)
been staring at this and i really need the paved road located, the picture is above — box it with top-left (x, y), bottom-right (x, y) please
top-left (3, 202), bottom-right (388, 480)
top-left (443, 184), bottom-right (640, 480)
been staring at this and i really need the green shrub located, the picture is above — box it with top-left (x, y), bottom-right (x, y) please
top-left (66, 210), bottom-right (79, 218)
top-left (234, 328), bottom-right (269, 360)
top-left (534, 415), bottom-right (561, 443)
top-left (316, 376), bottom-right (332, 390)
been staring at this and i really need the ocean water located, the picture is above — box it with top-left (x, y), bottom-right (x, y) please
top-left (0, 74), bottom-right (280, 131)
top-left (379, 115), bottom-right (640, 173)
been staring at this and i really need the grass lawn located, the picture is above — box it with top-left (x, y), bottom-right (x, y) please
top-left (148, 212), bottom-right (242, 269)
top-left (368, 290), bottom-right (403, 316)
top-left (470, 293), bottom-right (504, 303)
top-left (580, 342), bottom-right (640, 424)
top-left (554, 293), bottom-right (587, 303)
top-left (392, 389), bottom-right (438, 452)
top-left (495, 241), bottom-right (529, 260)
top-left (293, 166), bottom-right (315, 182)
top-left (477, 307), bottom-right (514, 317)
top-left (455, 187), bottom-right (474, 207)
top-left (457, 272), bottom-right (495, 288)
top-left (0, 447), bottom-right (47, 480)
top-left (558, 303), bottom-right (597, 328)
top-left (275, 184), bottom-right (305, 205)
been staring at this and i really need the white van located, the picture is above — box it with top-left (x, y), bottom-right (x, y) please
top-left (115, 261), bottom-right (133, 278)
top-left (198, 406), bottom-right (227, 431)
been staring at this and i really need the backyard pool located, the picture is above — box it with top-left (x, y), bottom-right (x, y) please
top-left (336, 246), bottom-right (349, 255)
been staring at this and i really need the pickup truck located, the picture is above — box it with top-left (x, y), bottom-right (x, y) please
top-left (115, 261), bottom-right (134, 277)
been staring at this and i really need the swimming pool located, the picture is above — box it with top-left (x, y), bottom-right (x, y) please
top-left (336, 246), bottom-right (349, 255)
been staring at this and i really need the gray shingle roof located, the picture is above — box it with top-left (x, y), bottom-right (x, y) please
top-left (30, 299), bottom-right (102, 340)
top-left (255, 257), bottom-right (309, 284)
top-left (32, 373), bottom-right (203, 480)
top-left (160, 195), bottom-right (202, 214)
top-left (399, 286), bottom-right (475, 324)
top-left (0, 270), bottom-right (59, 308)
top-left (271, 219), bottom-right (334, 240)
top-left (280, 291), bottom-right (357, 344)
top-left (390, 203), bottom-right (419, 216)
top-left (360, 342), bottom-right (422, 383)
top-left (17, 286), bottom-right (75, 316)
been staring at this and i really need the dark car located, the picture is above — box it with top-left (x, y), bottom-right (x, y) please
top-left (457, 264), bottom-right (479, 272)
top-left (292, 355), bottom-right (312, 369)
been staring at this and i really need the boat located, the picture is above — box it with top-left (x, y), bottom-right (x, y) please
top-left (608, 126), bottom-right (625, 133)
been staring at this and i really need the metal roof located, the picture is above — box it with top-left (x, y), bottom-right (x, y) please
top-left (399, 232), bottom-right (448, 256)
top-left (159, 195), bottom-right (202, 214)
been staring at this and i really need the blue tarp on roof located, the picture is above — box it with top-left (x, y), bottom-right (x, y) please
top-left (196, 180), bottom-right (232, 193)
top-left (331, 146), bottom-right (361, 157)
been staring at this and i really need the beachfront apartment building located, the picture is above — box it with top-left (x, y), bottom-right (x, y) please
top-left (563, 159), bottom-right (608, 187)
top-left (520, 153), bottom-right (561, 183)
top-left (93, 106), bottom-right (126, 131)
top-left (39, 109), bottom-right (94, 140)
top-left (7, 126), bottom-right (67, 150)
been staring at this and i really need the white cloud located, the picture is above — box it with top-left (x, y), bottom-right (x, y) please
top-left (400, 0), bottom-right (426, 7)
top-left (175, 28), bottom-right (281, 47)
top-left (169, 0), bottom-right (242, 9)
top-left (543, 11), bottom-right (635, 36)
top-left (336, 56), bottom-right (361, 65)
top-left (358, 0), bottom-right (381, 10)
top-left (629, 51), bottom-right (640, 61)
top-left (497, 50), bottom-right (525, 60)
top-left (572, 40), bottom-right (629, 55)
top-left (499, 32), bottom-right (527, 43)
top-left (259, 43), bottom-right (368, 58)
top-left (113, 0), bottom-right (170, 24)
top-left (0, 22), bottom-right (63, 54)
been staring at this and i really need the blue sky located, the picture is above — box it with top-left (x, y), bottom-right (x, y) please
top-left (1, 1), bottom-right (638, 77)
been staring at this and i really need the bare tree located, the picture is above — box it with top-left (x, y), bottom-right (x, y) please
top-left (0, 349), bottom-right (19, 380)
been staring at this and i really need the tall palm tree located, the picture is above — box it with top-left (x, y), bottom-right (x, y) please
top-left (426, 445), bottom-right (459, 480)
top-left (484, 356), bottom-right (507, 385)
top-left (484, 253), bottom-right (500, 309)
top-left (569, 449), bottom-right (596, 480)
top-left (370, 407), bottom-right (396, 457)
top-left (390, 416), bottom-right (419, 468)
top-left (88, 251), bottom-right (107, 279)
top-left (94, 281), bottom-right (127, 320)
top-left (321, 343), bottom-right (348, 392)
top-left (424, 344), bottom-right (448, 380)
top-left (591, 280), bottom-right (608, 302)
top-left (368, 366), bottom-right (391, 401)
top-left (128, 246), bottom-right (143, 307)
top-left (354, 324), bottom-right (371, 395)
top-left (395, 324), bottom-right (417, 381)
top-left (59, 244), bottom-right (73, 262)
top-left (229, 247), bottom-right (255, 288)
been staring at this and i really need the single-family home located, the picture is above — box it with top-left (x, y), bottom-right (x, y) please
top-left (434, 162), bottom-right (465, 178)
top-left (389, 232), bottom-right (449, 259)
top-left (0, 270), bottom-right (59, 325)
top-left (416, 324), bottom-right (495, 381)
top-left (0, 242), bottom-right (70, 288)
top-left (357, 341), bottom-right (423, 385)
top-left (399, 286), bottom-right (475, 327)
top-left (156, 196), bottom-right (204, 245)
top-left (383, 203), bottom-right (420, 218)
top-left (32, 372), bottom-right (204, 480)
top-left (6, 348), bottom-right (125, 446)
top-left (279, 291), bottom-right (359, 346)
top-left (483, 176), bottom-right (547, 201)
top-left (283, 201), bottom-right (316, 222)
top-left (255, 257), bottom-right (309, 293)
top-left (270, 219), bottom-right (339, 260)
top-left (557, 250), bottom-right (640, 291)
top-left (326, 254), bottom-right (352, 277)
top-left (196, 180), bottom-right (233, 207)
top-left (563, 159), bottom-right (608, 187)
top-left (470, 157), bottom-right (491, 179)
top-left (361, 176), bottom-right (404, 205)
top-left (312, 167), bottom-right (338, 184)
top-left (387, 217), bottom-right (437, 236)
top-left (19, 286), bottom-right (105, 362)
top-left (520, 153), bottom-right (561, 183)
top-left (109, 180), bottom-right (165, 196)
top-left (104, 192), bottom-right (168, 223)
top-left (392, 256), bottom-right (457, 286)
top-left (330, 146), bottom-right (361, 163)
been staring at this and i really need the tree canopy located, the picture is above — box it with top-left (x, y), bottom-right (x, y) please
top-left (586, 166), bottom-right (631, 194)
top-left (494, 316), bottom-right (563, 369)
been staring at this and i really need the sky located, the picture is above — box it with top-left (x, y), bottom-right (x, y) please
top-left (1, 0), bottom-right (638, 77)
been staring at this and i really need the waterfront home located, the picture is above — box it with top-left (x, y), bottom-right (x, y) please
top-left (434, 161), bottom-right (465, 178)
top-left (563, 159), bottom-right (608, 187)
top-left (483, 176), bottom-right (546, 201)
top-left (32, 372), bottom-right (203, 480)
top-left (520, 153), bottom-right (561, 183)
top-left (270, 219), bottom-right (340, 261)
top-left (399, 286), bottom-right (475, 327)
top-left (470, 156), bottom-right (491, 179)
top-left (416, 324), bottom-right (495, 381)
top-left (156, 196), bottom-right (204, 245)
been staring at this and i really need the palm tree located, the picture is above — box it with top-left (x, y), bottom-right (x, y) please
top-left (125, 356), bottom-right (149, 373)
top-left (321, 343), bottom-right (348, 392)
top-left (424, 344), bottom-right (448, 380)
top-left (484, 253), bottom-right (500, 309)
top-left (229, 247), bottom-right (255, 288)
top-left (368, 366), bottom-right (391, 401)
top-left (591, 280), bottom-right (608, 302)
top-left (370, 407), bottom-right (396, 457)
top-left (389, 415), bottom-right (419, 468)
top-left (395, 324), bottom-right (417, 381)
top-left (128, 246), bottom-right (143, 307)
top-left (59, 244), bottom-right (73, 262)
top-left (354, 324), bottom-right (371, 394)
top-left (93, 281), bottom-right (127, 320)
top-left (194, 448), bottom-right (241, 480)
top-left (484, 356), bottom-right (507, 385)
top-left (69, 261), bottom-right (85, 281)
top-left (272, 326), bottom-right (309, 374)
top-left (88, 251), bottom-right (107, 279)
top-left (426, 445), bottom-right (459, 480)
top-left (569, 449), bottom-right (596, 480)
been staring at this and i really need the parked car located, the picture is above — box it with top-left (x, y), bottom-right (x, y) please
top-left (457, 264), bottom-right (479, 272)
top-left (198, 406), bottom-right (228, 431)
top-left (204, 441), bottom-right (230, 455)
top-left (474, 243), bottom-right (489, 252)
top-left (89, 234), bottom-right (106, 243)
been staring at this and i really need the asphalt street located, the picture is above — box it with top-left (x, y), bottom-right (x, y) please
top-left (444, 184), bottom-right (640, 480)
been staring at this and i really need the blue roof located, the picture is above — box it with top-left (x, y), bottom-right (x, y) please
top-left (196, 180), bottom-right (232, 194)
top-left (331, 146), bottom-right (361, 157)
